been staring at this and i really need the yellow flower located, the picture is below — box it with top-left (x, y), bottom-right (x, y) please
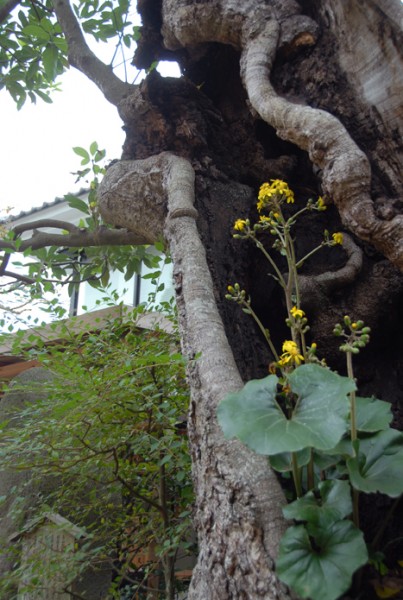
top-left (332, 232), bottom-right (343, 245)
top-left (278, 340), bottom-right (304, 366)
top-left (234, 219), bottom-right (247, 231)
top-left (317, 196), bottom-right (326, 210)
top-left (290, 306), bottom-right (305, 319)
top-left (257, 180), bottom-right (294, 211)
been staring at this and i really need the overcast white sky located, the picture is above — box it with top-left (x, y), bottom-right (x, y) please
top-left (0, 25), bottom-right (179, 216)
top-left (0, 68), bottom-right (125, 214)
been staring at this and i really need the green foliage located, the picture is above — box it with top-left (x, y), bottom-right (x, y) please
top-left (0, 0), bottom-right (137, 107)
top-left (0, 305), bottom-right (193, 598)
top-left (218, 364), bottom-right (354, 455)
top-left (277, 520), bottom-right (367, 600)
top-left (0, 1), bottom-right (67, 108)
top-left (220, 181), bottom-right (403, 600)
top-left (73, 0), bottom-right (134, 45)
top-left (355, 396), bottom-right (393, 432)
top-left (347, 430), bottom-right (403, 497)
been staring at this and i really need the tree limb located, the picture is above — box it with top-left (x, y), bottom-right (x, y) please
top-left (2, 270), bottom-right (36, 284)
top-left (0, 0), bottom-right (20, 25)
top-left (12, 219), bottom-right (81, 236)
top-left (51, 0), bottom-right (133, 105)
top-left (98, 153), bottom-right (292, 599)
top-left (0, 222), bottom-right (148, 252)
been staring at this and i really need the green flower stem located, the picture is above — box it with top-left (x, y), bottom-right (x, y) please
top-left (291, 452), bottom-right (303, 498)
top-left (346, 351), bottom-right (357, 442)
top-left (287, 204), bottom-right (311, 223)
top-left (300, 331), bottom-right (308, 361)
top-left (295, 243), bottom-right (325, 269)
top-left (353, 489), bottom-right (360, 529)
top-left (254, 238), bottom-right (287, 290)
top-left (284, 229), bottom-right (301, 345)
top-left (242, 301), bottom-right (280, 362)
top-left (346, 349), bottom-right (360, 528)
top-left (307, 450), bottom-right (314, 491)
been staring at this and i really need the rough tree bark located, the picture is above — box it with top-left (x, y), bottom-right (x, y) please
top-left (26, 0), bottom-right (403, 598)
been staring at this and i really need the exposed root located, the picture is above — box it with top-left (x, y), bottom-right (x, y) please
top-left (160, 0), bottom-right (403, 271)
top-left (299, 233), bottom-right (363, 310)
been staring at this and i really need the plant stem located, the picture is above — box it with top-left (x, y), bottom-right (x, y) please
top-left (291, 452), bottom-right (302, 497)
top-left (254, 238), bottom-right (287, 291)
top-left (295, 243), bottom-right (325, 269)
top-left (307, 450), bottom-right (314, 491)
top-left (346, 349), bottom-right (360, 527)
top-left (243, 301), bottom-right (280, 361)
top-left (353, 488), bottom-right (360, 528)
top-left (346, 351), bottom-right (357, 442)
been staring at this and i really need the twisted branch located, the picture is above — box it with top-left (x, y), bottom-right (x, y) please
top-left (52, 0), bottom-right (133, 105)
top-left (161, 0), bottom-right (403, 271)
top-left (0, 219), bottom-right (147, 253)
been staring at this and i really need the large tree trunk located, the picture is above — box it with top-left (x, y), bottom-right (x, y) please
top-left (97, 0), bottom-right (403, 597)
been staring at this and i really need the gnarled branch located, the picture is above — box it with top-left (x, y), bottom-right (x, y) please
top-left (0, 220), bottom-right (147, 253)
top-left (160, 0), bottom-right (403, 271)
top-left (52, 0), bottom-right (133, 105)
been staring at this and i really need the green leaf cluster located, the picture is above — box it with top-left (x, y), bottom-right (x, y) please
top-left (0, 0), bottom-right (138, 107)
top-left (218, 364), bottom-right (403, 600)
top-left (0, 306), bottom-right (193, 598)
top-left (73, 0), bottom-right (134, 45)
top-left (0, 1), bottom-right (68, 108)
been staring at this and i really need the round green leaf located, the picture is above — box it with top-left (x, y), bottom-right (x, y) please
top-left (355, 397), bottom-right (392, 432)
top-left (283, 480), bottom-right (352, 525)
top-left (347, 429), bottom-right (403, 497)
top-left (277, 521), bottom-right (368, 600)
top-left (217, 364), bottom-right (354, 455)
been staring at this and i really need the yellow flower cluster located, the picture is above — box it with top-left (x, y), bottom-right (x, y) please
top-left (332, 232), bottom-right (343, 245)
top-left (278, 340), bottom-right (304, 366)
top-left (234, 219), bottom-right (248, 231)
top-left (257, 180), bottom-right (294, 212)
top-left (290, 306), bottom-right (305, 319)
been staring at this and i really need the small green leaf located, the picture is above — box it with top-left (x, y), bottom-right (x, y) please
top-left (72, 146), bottom-right (90, 165)
top-left (65, 194), bottom-right (90, 215)
top-left (277, 520), bottom-right (368, 600)
top-left (217, 364), bottom-right (354, 455)
top-left (35, 89), bottom-right (53, 104)
top-left (347, 429), bottom-right (403, 497)
top-left (89, 140), bottom-right (98, 155)
top-left (355, 397), bottom-right (392, 432)
top-left (22, 24), bottom-right (50, 40)
top-left (283, 480), bottom-right (352, 525)
top-left (42, 45), bottom-right (58, 81)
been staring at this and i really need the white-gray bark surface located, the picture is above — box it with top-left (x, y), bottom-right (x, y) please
top-left (60, 0), bottom-right (403, 597)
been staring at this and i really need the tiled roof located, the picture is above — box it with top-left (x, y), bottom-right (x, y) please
top-left (10, 188), bottom-right (88, 221)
